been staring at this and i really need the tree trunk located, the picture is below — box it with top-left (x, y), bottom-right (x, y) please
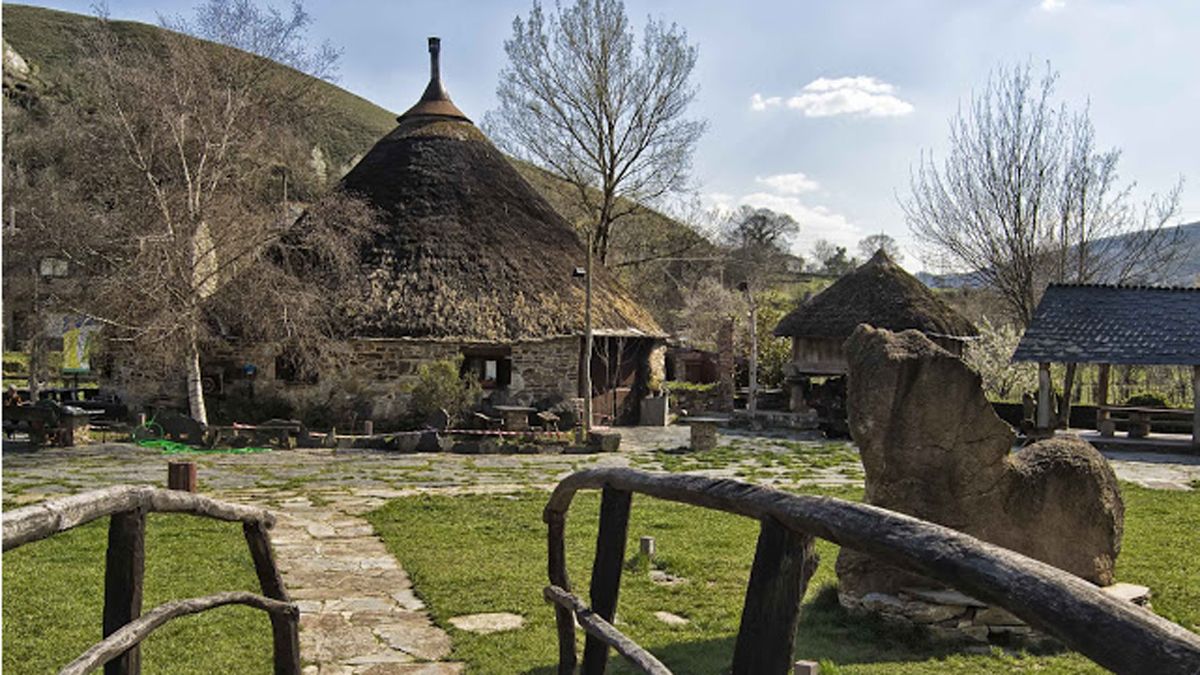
top-left (186, 330), bottom-right (208, 425)
top-left (1058, 362), bottom-right (1077, 428)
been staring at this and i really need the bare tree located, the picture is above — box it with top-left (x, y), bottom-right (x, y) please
top-left (485, 0), bottom-right (706, 265)
top-left (810, 239), bottom-right (857, 276)
top-left (24, 7), bottom-right (365, 425)
top-left (858, 233), bottom-right (903, 263)
top-left (904, 62), bottom-right (1185, 328)
top-left (161, 0), bottom-right (341, 81)
top-left (720, 206), bottom-right (799, 291)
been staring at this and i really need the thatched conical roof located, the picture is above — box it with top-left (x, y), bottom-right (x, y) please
top-left (773, 250), bottom-right (977, 340)
top-left (337, 38), bottom-right (662, 341)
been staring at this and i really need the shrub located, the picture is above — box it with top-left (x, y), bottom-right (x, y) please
top-left (408, 356), bottom-right (482, 426)
top-left (1125, 392), bottom-right (1169, 408)
top-left (964, 316), bottom-right (1037, 402)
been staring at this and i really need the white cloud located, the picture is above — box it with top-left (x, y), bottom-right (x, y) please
top-left (750, 93), bottom-right (782, 111)
top-left (750, 76), bottom-right (914, 118)
top-left (1039, 0), bottom-right (1066, 11)
top-left (755, 172), bottom-right (820, 194)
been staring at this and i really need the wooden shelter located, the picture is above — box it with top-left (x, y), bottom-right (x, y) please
top-left (774, 251), bottom-right (977, 374)
top-left (1012, 284), bottom-right (1200, 446)
top-left (771, 250), bottom-right (976, 418)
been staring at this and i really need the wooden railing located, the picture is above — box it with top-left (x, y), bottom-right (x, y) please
top-left (3, 486), bottom-right (300, 675)
top-left (544, 468), bottom-right (1200, 675)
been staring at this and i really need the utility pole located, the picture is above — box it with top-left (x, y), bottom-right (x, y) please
top-left (741, 282), bottom-right (758, 416)
top-left (584, 240), bottom-right (594, 431)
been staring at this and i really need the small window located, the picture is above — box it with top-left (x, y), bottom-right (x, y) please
top-left (39, 257), bottom-right (69, 278)
top-left (461, 347), bottom-right (512, 389)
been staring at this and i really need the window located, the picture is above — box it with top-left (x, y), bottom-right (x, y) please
top-left (39, 257), bottom-right (69, 278)
top-left (461, 346), bottom-right (512, 389)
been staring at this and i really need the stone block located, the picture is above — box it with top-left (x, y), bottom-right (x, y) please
top-left (587, 430), bottom-right (621, 453)
top-left (975, 606), bottom-right (1024, 626)
top-left (1102, 582), bottom-right (1151, 605)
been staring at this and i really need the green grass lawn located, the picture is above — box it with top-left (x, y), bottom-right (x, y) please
top-left (2, 514), bottom-right (274, 674)
top-left (367, 482), bottom-right (1199, 675)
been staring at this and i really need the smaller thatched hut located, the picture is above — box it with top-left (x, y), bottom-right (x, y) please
top-left (773, 250), bottom-right (977, 416)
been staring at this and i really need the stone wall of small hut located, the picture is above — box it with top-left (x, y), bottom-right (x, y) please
top-left (104, 336), bottom-right (588, 428)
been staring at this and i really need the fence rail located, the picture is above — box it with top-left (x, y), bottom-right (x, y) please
top-left (3, 486), bottom-right (299, 675)
top-left (544, 468), bottom-right (1200, 675)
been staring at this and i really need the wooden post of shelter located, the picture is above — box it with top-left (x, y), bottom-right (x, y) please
top-left (1193, 365), bottom-right (1199, 449)
top-left (1037, 362), bottom-right (1052, 431)
top-left (1096, 364), bottom-right (1111, 426)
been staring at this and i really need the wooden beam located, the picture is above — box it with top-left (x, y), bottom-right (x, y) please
top-left (1037, 362), bottom-right (1052, 430)
top-left (544, 585), bottom-right (671, 675)
top-left (731, 517), bottom-right (817, 675)
top-left (583, 487), bottom-right (633, 675)
top-left (544, 469), bottom-right (1200, 675)
top-left (63, 592), bottom-right (297, 675)
top-left (243, 521), bottom-right (301, 675)
top-left (103, 509), bottom-right (145, 675)
top-left (3, 485), bottom-right (274, 552)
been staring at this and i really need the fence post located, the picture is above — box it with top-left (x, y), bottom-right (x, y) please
top-left (547, 513), bottom-right (577, 675)
top-left (582, 486), bottom-right (633, 675)
top-left (731, 517), bottom-right (818, 675)
top-left (243, 521), bottom-right (302, 675)
top-left (103, 508), bottom-right (146, 675)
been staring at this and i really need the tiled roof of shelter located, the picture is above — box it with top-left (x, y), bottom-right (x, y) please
top-left (1011, 284), bottom-right (1200, 365)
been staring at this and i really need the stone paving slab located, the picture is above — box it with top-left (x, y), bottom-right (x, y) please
top-left (257, 493), bottom-right (461, 674)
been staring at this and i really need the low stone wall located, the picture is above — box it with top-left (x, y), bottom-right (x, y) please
top-left (665, 384), bottom-right (721, 416)
top-left (840, 584), bottom-right (1149, 648)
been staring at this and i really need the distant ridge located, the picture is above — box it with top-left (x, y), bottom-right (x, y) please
top-left (916, 221), bottom-right (1200, 289)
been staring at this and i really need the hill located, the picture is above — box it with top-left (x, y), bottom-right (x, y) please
top-left (2, 3), bottom-right (714, 328)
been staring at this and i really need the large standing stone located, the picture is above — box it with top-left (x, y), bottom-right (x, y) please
top-left (836, 326), bottom-right (1124, 599)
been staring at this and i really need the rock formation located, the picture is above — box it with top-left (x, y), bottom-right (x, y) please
top-left (837, 325), bottom-right (1124, 600)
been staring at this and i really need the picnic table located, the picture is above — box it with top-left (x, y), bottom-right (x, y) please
top-left (679, 415), bottom-right (727, 452)
top-left (492, 405), bottom-right (537, 432)
top-left (4, 402), bottom-right (94, 447)
top-left (1097, 405), bottom-right (1193, 439)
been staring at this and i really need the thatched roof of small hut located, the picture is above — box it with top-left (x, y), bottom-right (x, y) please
top-left (336, 38), bottom-right (662, 341)
top-left (773, 250), bottom-right (977, 340)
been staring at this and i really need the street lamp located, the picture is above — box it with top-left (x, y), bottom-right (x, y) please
top-left (574, 256), bottom-right (592, 432)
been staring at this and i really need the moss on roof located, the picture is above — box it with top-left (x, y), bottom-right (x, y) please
top-left (773, 250), bottom-right (977, 340)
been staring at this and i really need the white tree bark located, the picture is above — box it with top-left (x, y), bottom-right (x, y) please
top-left (186, 329), bottom-right (208, 425)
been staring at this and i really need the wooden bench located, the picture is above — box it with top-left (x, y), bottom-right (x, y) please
top-left (1096, 405), bottom-right (1193, 439)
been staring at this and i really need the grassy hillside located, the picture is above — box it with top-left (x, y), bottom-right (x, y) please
top-left (3, 3), bottom-right (713, 329)
top-left (3, 3), bottom-right (397, 174)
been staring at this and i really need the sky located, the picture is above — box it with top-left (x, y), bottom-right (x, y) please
top-left (14, 0), bottom-right (1200, 271)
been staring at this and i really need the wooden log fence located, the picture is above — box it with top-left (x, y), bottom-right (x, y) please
top-left (3, 486), bottom-right (299, 675)
top-left (544, 468), bottom-right (1200, 675)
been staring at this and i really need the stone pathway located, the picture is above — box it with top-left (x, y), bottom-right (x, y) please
top-left (262, 492), bottom-right (463, 675)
